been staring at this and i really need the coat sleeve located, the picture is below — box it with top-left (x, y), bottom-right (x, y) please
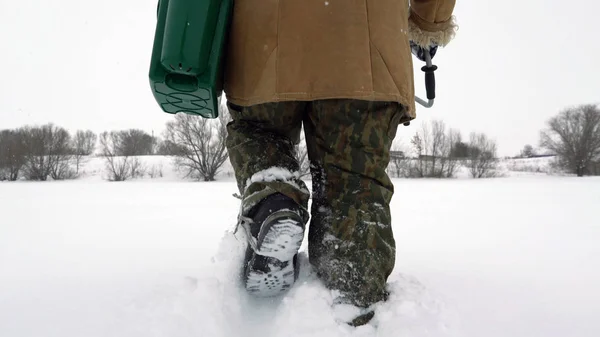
top-left (409, 0), bottom-right (458, 48)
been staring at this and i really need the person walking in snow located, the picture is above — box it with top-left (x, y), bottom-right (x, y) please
top-left (224, 0), bottom-right (457, 326)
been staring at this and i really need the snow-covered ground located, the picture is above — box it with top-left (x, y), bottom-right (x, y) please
top-left (1, 157), bottom-right (599, 337)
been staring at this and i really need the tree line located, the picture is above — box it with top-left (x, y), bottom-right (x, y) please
top-left (0, 125), bottom-right (97, 181)
top-left (0, 105), bottom-right (231, 182)
top-left (2, 103), bottom-right (599, 181)
top-left (510, 104), bottom-right (600, 176)
top-left (389, 104), bottom-right (600, 178)
top-left (388, 120), bottom-right (499, 179)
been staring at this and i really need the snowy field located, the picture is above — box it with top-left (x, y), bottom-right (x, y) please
top-left (1, 158), bottom-right (599, 337)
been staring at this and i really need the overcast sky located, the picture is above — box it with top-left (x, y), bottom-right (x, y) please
top-left (1, 0), bottom-right (599, 156)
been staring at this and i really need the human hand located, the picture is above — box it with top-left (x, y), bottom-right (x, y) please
top-left (410, 41), bottom-right (437, 62)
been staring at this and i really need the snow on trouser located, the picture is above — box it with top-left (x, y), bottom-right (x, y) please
top-left (226, 99), bottom-right (404, 314)
top-left (149, 0), bottom-right (233, 119)
top-left (240, 193), bottom-right (307, 296)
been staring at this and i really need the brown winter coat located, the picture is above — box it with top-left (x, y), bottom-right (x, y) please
top-left (223, 0), bottom-right (457, 120)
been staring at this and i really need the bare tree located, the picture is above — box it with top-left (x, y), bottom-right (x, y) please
top-left (430, 120), bottom-right (446, 176)
top-left (20, 124), bottom-right (74, 181)
top-left (467, 132), bottom-right (498, 178)
top-left (72, 130), bottom-right (97, 174)
top-left (409, 120), bottom-right (460, 178)
top-left (155, 139), bottom-right (187, 156)
top-left (540, 104), bottom-right (600, 176)
top-left (151, 134), bottom-right (163, 155)
top-left (147, 163), bottom-right (164, 179)
top-left (114, 129), bottom-right (156, 156)
top-left (164, 107), bottom-right (230, 181)
top-left (520, 144), bottom-right (537, 158)
top-left (99, 131), bottom-right (142, 181)
top-left (388, 140), bottom-right (409, 178)
top-left (410, 132), bottom-right (425, 177)
top-left (0, 129), bottom-right (27, 181)
top-left (450, 138), bottom-right (470, 159)
top-left (20, 126), bottom-right (50, 180)
top-left (445, 128), bottom-right (462, 178)
top-left (48, 127), bottom-right (75, 180)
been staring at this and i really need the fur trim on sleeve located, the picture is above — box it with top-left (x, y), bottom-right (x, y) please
top-left (408, 15), bottom-right (458, 48)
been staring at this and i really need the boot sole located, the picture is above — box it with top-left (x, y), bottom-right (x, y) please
top-left (244, 213), bottom-right (304, 297)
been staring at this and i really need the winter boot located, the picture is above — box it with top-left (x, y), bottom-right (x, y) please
top-left (240, 193), bottom-right (305, 296)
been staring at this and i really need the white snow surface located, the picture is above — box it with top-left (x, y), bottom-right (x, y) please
top-left (1, 157), bottom-right (599, 337)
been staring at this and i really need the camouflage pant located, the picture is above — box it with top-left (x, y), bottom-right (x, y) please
top-left (226, 99), bottom-right (405, 307)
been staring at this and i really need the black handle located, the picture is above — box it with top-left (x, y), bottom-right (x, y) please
top-left (421, 64), bottom-right (438, 100)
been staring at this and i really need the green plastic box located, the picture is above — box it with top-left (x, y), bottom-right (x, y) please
top-left (149, 0), bottom-right (233, 118)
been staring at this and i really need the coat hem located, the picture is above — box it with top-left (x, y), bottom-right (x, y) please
top-left (225, 91), bottom-right (417, 120)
